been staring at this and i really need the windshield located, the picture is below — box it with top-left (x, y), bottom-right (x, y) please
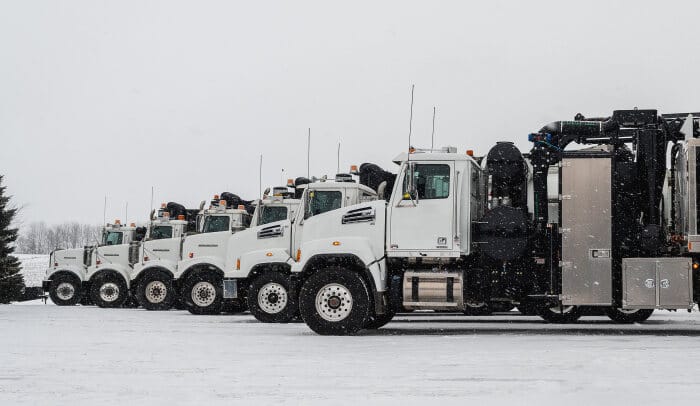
top-left (305, 190), bottom-right (342, 219)
top-left (102, 231), bottom-right (123, 245)
top-left (149, 225), bottom-right (173, 240)
top-left (202, 216), bottom-right (230, 233)
top-left (259, 206), bottom-right (288, 225)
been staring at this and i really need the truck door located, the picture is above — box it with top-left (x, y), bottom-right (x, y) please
top-left (388, 161), bottom-right (456, 256)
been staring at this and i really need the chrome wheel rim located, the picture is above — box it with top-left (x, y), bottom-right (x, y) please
top-left (315, 283), bottom-right (353, 322)
top-left (191, 281), bottom-right (216, 307)
top-left (99, 282), bottom-right (120, 302)
top-left (145, 280), bottom-right (167, 304)
top-left (257, 282), bottom-right (288, 314)
top-left (56, 282), bottom-right (75, 301)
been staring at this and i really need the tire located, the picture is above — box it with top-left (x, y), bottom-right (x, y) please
top-left (136, 270), bottom-right (175, 311)
top-left (48, 273), bottom-right (83, 306)
top-left (539, 304), bottom-right (581, 323)
top-left (605, 308), bottom-right (654, 324)
top-left (299, 268), bottom-right (371, 335)
top-left (247, 271), bottom-right (298, 323)
top-left (183, 272), bottom-right (223, 315)
top-left (364, 306), bottom-right (395, 330)
top-left (90, 273), bottom-right (128, 308)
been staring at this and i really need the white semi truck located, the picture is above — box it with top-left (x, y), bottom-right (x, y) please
top-left (178, 185), bottom-right (301, 316)
top-left (87, 203), bottom-right (199, 308)
top-left (133, 193), bottom-right (253, 311)
top-left (289, 110), bottom-right (700, 335)
top-left (42, 221), bottom-right (143, 306)
top-left (180, 177), bottom-right (378, 321)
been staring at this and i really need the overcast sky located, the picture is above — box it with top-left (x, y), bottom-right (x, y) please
top-left (2, 0), bottom-right (700, 226)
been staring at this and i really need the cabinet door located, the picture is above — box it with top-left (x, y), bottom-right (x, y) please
top-left (658, 259), bottom-right (692, 307)
top-left (622, 260), bottom-right (657, 308)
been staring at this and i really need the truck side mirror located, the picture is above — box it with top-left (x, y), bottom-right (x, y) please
top-left (403, 162), bottom-right (419, 203)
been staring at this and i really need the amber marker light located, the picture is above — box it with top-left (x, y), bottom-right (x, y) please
top-left (296, 249), bottom-right (301, 261)
top-left (236, 258), bottom-right (241, 270)
top-left (332, 241), bottom-right (341, 246)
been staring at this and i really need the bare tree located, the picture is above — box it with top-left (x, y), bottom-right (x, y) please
top-left (16, 222), bottom-right (102, 254)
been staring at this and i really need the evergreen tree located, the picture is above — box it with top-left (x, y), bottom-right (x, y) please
top-left (0, 175), bottom-right (24, 303)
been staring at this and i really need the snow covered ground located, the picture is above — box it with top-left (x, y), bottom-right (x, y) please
top-left (15, 254), bottom-right (49, 287)
top-left (2, 305), bottom-right (700, 405)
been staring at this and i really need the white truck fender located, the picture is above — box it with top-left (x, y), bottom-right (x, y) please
top-left (291, 237), bottom-right (386, 292)
top-left (131, 260), bottom-right (178, 283)
top-left (89, 264), bottom-right (132, 288)
top-left (228, 248), bottom-right (293, 278)
top-left (176, 256), bottom-right (226, 280)
top-left (44, 265), bottom-right (87, 282)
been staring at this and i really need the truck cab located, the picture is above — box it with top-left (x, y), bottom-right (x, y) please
top-left (134, 195), bottom-right (253, 311)
top-left (290, 148), bottom-right (485, 334)
top-left (42, 220), bottom-right (143, 306)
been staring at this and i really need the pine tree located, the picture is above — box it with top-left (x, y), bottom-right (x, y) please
top-left (0, 175), bottom-right (24, 303)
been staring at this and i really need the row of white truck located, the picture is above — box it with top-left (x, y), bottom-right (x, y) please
top-left (44, 110), bottom-right (700, 335)
top-left (43, 176), bottom-right (379, 325)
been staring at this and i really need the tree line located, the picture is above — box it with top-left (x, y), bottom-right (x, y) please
top-left (15, 222), bottom-right (102, 254)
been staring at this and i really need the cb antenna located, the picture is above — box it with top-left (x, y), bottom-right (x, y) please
top-left (149, 186), bottom-right (154, 221)
top-left (337, 142), bottom-right (341, 174)
top-left (103, 195), bottom-right (107, 225)
top-left (431, 106), bottom-right (436, 151)
top-left (125, 202), bottom-right (128, 224)
top-left (307, 128), bottom-right (311, 178)
top-left (407, 84), bottom-right (415, 161)
top-left (259, 154), bottom-right (263, 198)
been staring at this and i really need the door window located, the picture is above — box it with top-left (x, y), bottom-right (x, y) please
top-left (403, 164), bottom-right (450, 199)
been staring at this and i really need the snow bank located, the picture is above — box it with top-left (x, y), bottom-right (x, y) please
top-left (15, 254), bottom-right (49, 287)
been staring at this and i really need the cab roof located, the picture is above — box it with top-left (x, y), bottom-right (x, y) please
top-left (392, 149), bottom-right (479, 165)
top-left (297, 180), bottom-right (377, 196)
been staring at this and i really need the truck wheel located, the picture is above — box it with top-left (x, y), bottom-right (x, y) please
top-left (299, 268), bottom-right (371, 335)
top-left (90, 274), bottom-right (128, 308)
top-left (183, 272), bottom-right (223, 315)
top-left (49, 274), bottom-right (83, 306)
top-left (605, 308), bottom-right (653, 323)
top-left (137, 270), bottom-right (174, 311)
top-left (539, 304), bottom-right (581, 323)
top-left (364, 307), bottom-right (395, 330)
top-left (247, 271), bottom-right (298, 323)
